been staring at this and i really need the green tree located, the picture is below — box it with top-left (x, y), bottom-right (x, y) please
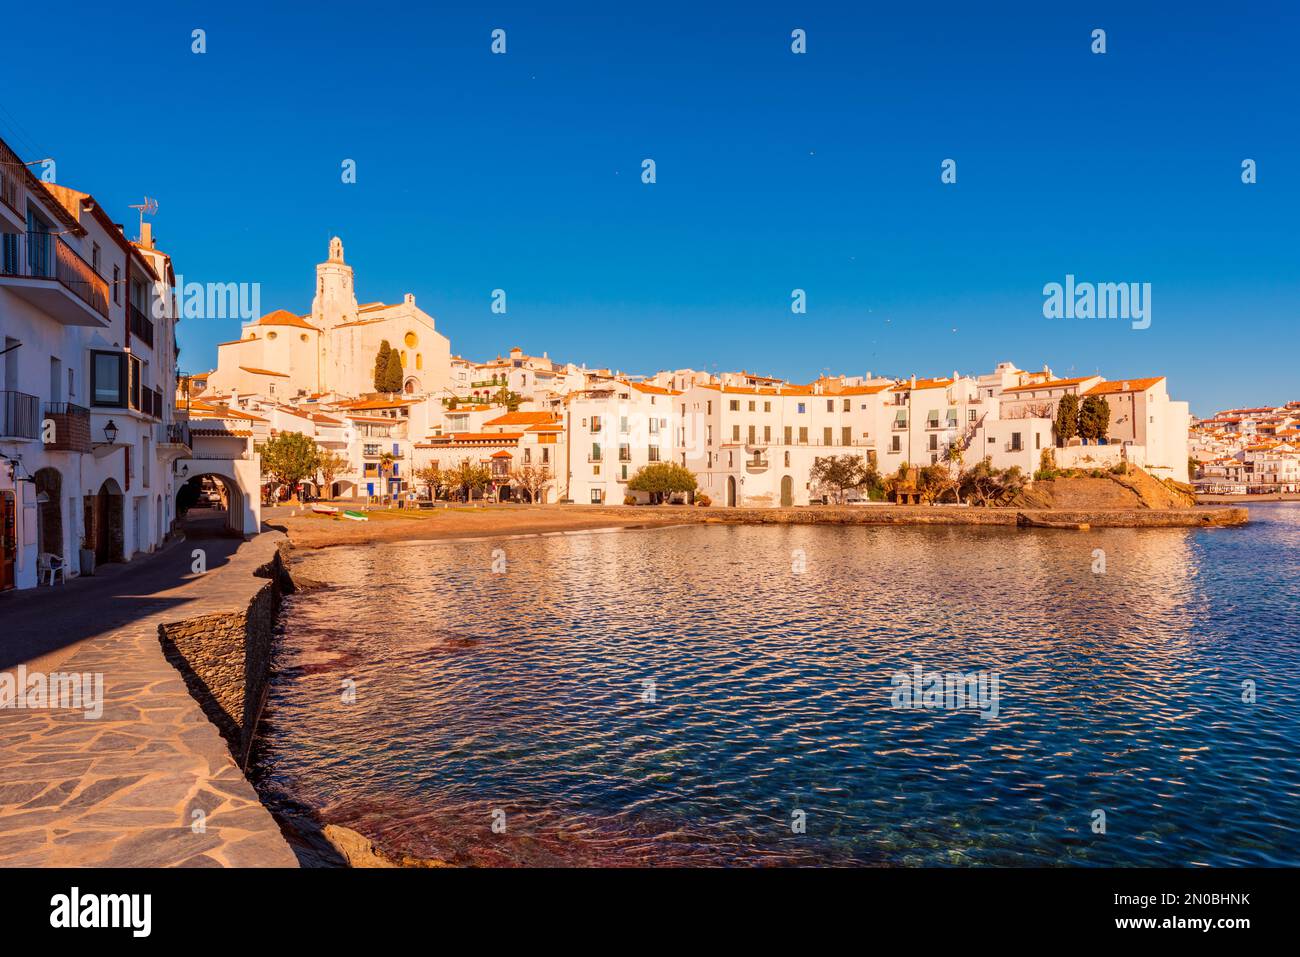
top-left (382, 348), bottom-right (404, 393)
top-left (1054, 393), bottom-right (1080, 446)
top-left (373, 340), bottom-right (393, 392)
top-left (259, 432), bottom-right (320, 503)
top-left (1078, 395), bottom-right (1112, 443)
top-left (451, 459), bottom-right (491, 502)
top-left (627, 462), bottom-right (697, 504)
top-left (493, 384), bottom-right (523, 411)
top-left (414, 464), bottom-right (445, 500)
top-left (809, 454), bottom-right (867, 504)
top-left (316, 450), bottom-right (350, 498)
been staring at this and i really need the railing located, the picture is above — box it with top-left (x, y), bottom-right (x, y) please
top-left (164, 421), bottom-right (192, 447)
top-left (0, 140), bottom-right (23, 217)
top-left (129, 302), bottom-right (154, 348)
top-left (1006, 442), bottom-right (1023, 452)
top-left (132, 386), bottom-right (163, 419)
top-left (41, 401), bottom-right (91, 452)
top-left (587, 452), bottom-right (603, 462)
top-left (0, 231), bottom-right (109, 319)
top-left (0, 391), bottom-right (41, 439)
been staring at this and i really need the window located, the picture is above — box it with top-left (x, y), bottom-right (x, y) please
top-left (969, 409), bottom-right (977, 422)
top-left (784, 425), bottom-right (792, 444)
top-left (732, 425), bottom-right (740, 442)
top-left (620, 416), bottom-right (628, 433)
top-left (621, 464), bottom-right (628, 479)
top-left (591, 489), bottom-right (603, 504)
top-left (91, 243), bottom-right (101, 274)
top-left (891, 436), bottom-right (901, 452)
top-left (542, 448), bottom-right (549, 464)
top-left (524, 448), bottom-right (531, 464)
top-left (842, 426), bottom-right (851, 445)
top-left (826, 400), bottom-right (834, 412)
top-left (619, 444), bottom-right (631, 462)
top-left (823, 427), bottom-right (833, 445)
top-left (784, 451), bottom-right (790, 466)
top-left (764, 401), bottom-right (771, 412)
top-left (748, 425), bottom-right (756, 444)
top-left (649, 418), bottom-right (659, 434)
top-left (1011, 432), bottom-right (1022, 451)
top-left (929, 434), bottom-right (938, 451)
top-left (590, 415), bottom-right (601, 433)
top-left (797, 403), bottom-right (806, 414)
top-left (843, 399), bottom-right (850, 412)
top-left (729, 400), bottom-right (739, 411)
top-left (112, 266), bottom-right (120, 303)
top-left (91, 351), bottom-right (127, 406)
top-left (764, 425), bottom-right (771, 442)
top-left (748, 401), bottom-right (755, 412)
top-left (648, 446), bottom-right (660, 462)
top-left (799, 427), bottom-right (808, 444)
top-left (1035, 433), bottom-right (1041, 449)
top-left (591, 442), bottom-right (602, 461)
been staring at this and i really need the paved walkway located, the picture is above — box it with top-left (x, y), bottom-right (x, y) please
top-left (0, 524), bottom-right (299, 867)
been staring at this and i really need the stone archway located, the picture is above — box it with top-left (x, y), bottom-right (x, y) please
top-left (780, 474), bottom-right (793, 507)
top-left (33, 467), bottom-right (64, 558)
top-left (178, 473), bottom-right (246, 537)
top-left (726, 475), bottom-right (737, 507)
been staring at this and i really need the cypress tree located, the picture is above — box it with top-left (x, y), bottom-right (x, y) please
top-left (383, 348), bottom-right (404, 393)
top-left (373, 341), bottom-right (392, 392)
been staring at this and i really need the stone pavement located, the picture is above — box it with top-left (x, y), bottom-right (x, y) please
top-left (0, 528), bottom-right (299, 867)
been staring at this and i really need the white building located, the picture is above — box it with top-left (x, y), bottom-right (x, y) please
top-left (1, 136), bottom-right (186, 589)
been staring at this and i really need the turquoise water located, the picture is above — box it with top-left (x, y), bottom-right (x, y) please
top-left (257, 505), bottom-right (1300, 866)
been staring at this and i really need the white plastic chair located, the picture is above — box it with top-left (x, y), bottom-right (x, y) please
top-left (38, 552), bottom-right (66, 586)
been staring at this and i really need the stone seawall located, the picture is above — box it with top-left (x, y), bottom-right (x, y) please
top-left (157, 544), bottom-right (294, 767)
top-left (593, 504), bottom-right (1248, 529)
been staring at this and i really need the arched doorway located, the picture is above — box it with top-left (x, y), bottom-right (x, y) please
top-left (780, 475), bottom-right (793, 507)
top-left (726, 476), bottom-right (737, 507)
top-left (89, 478), bottom-right (124, 565)
top-left (33, 467), bottom-right (64, 559)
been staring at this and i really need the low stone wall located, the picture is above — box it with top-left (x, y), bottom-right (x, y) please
top-left (157, 543), bottom-right (294, 766)
top-left (593, 503), bottom-right (1248, 528)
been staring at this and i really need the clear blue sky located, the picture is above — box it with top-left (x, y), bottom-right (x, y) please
top-left (5, 1), bottom-right (1297, 416)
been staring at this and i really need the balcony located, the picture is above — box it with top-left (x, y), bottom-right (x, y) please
top-left (587, 452), bottom-right (603, 463)
top-left (745, 455), bottom-right (770, 472)
top-left (161, 421), bottom-right (192, 448)
top-left (362, 447), bottom-right (404, 459)
top-left (41, 402), bottom-right (91, 452)
top-left (0, 232), bottom-right (110, 326)
top-left (0, 142), bottom-right (25, 232)
top-left (0, 391), bottom-right (40, 442)
top-left (129, 302), bottom-right (155, 348)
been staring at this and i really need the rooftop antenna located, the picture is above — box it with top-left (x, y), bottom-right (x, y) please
top-left (127, 196), bottom-right (158, 240)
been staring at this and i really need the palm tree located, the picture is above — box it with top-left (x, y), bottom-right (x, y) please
top-left (378, 451), bottom-right (395, 503)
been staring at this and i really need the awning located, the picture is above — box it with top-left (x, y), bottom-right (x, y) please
top-left (894, 409), bottom-right (908, 423)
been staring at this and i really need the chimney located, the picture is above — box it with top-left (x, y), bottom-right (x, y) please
top-left (910, 374), bottom-right (917, 389)
top-left (405, 293), bottom-right (415, 306)
top-left (140, 222), bottom-right (154, 249)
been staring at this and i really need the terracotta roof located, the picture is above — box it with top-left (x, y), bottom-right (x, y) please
top-left (256, 309), bottom-right (320, 331)
top-left (239, 366), bottom-right (289, 377)
top-left (889, 377), bottom-right (956, 392)
top-left (627, 381), bottom-right (682, 396)
top-left (490, 450), bottom-right (513, 458)
top-left (333, 318), bottom-right (386, 329)
top-left (1001, 376), bottom-right (1097, 394)
top-left (483, 411), bottom-right (561, 427)
top-left (186, 399), bottom-right (267, 422)
top-left (191, 427), bottom-right (252, 438)
top-left (333, 397), bottom-right (413, 410)
top-left (417, 432), bottom-right (524, 448)
top-left (1084, 377), bottom-right (1165, 396)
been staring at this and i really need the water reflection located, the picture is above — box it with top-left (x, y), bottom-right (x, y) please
top-left (256, 506), bottom-right (1300, 866)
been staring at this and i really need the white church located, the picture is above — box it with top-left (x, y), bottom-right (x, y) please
top-left (205, 237), bottom-right (451, 401)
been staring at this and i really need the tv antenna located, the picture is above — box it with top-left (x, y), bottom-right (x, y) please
top-left (128, 196), bottom-right (158, 239)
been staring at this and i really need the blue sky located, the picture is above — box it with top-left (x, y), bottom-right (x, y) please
top-left (5, 1), bottom-right (1297, 416)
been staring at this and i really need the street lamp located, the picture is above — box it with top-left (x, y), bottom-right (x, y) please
top-left (103, 420), bottom-right (118, 444)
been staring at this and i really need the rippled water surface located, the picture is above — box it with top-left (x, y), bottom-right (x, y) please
top-left (256, 505), bottom-right (1300, 866)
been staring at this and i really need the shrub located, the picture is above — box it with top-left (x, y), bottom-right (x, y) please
top-left (623, 494), bottom-right (636, 506)
top-left (695, 493), bottom-right (712, 507)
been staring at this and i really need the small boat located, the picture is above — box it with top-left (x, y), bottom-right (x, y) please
top-left (342, 510), bottom-right (368, 521)
top-left (311, 504), bottom-right (338, 515)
